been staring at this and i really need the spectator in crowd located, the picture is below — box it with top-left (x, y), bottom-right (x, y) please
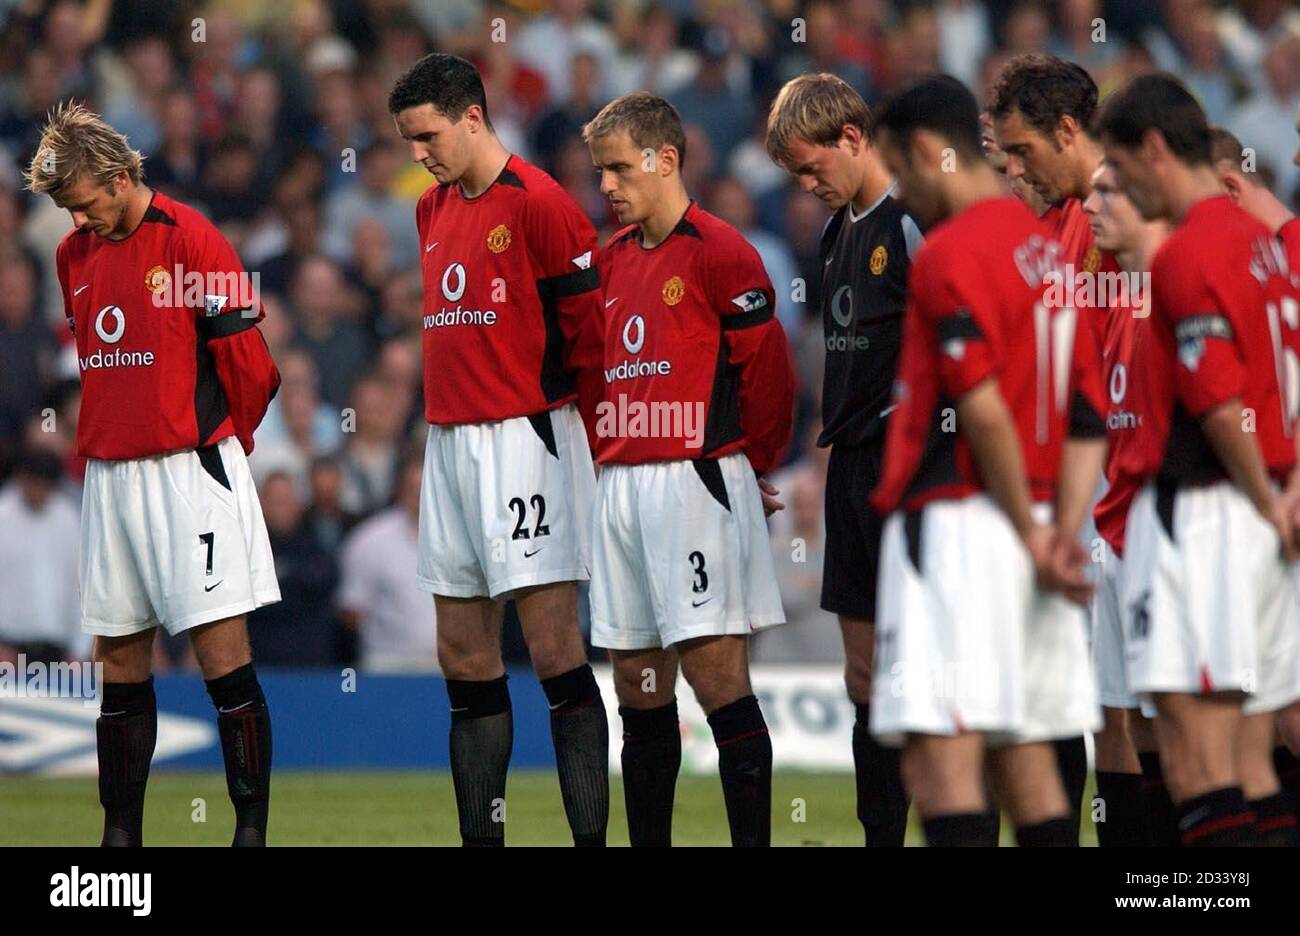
top-left (246, 471), bottom-right (344, 667)
top-left (337, 373), bottom-right (403, 517)
top-left (0, 251), bottom-right (57, 441)
top-left (1229, 33), bottom-right (1300, 202)
top-left (532, 50), bottom-right (605, 177)
top-left (0, 448), bottom-right (81, 665)
top-left (304, 455), bottom-right (359, 554)
top-left (706, 174), bottom-right (802, 333)
top-left (288, 254), bottom-right (372, 411)
top-left (779, 0), bottom-right (875, 103)
top-left (1146, 0), bottom-right (1240, 126)
top-left (144, 88), bottom-right (206, 202)
top-left (251, 349), bottom-right (344, 490)
top-left (323, 141), bottom-right (419, 271)
top-left (673, 28), bottom-right (756, 164)
top-left (515, 0), bottom-right (617, 106)
top-left (608, 5), bottom-right (697, 98)
top-left (338, 452), bottom-right (437, 672)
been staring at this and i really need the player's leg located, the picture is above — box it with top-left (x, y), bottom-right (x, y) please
top-left (436, 594), bottom-right (512, 846)
top-left (94, 630), bottom-right (157, 847)
top-left (1275, 706), bottom-right (1300, 823)
top-left (1093, 706), bottom-right (1153, 846)
top-left (1238, 711), bottom-right (1298, 845)
top-left (823, 444), bottom-right (909, 845)
top-left (841, 614), bottom-right (910, 846)
top-left (516, 581), bottom-right (609, 847)
top-left (1152, 692), bottom-right (1255, 846)
top-left (677, 634), bottom-right (772, 847)
top-left (902, 733), bottom-right (990, 846)
top-left (1130, 711), bottom-right (1178, 845)
top-left (987, 741), bottom-right (1073, 846)
top-left (188, 613), bottom-right (272, 847)
top-left (610, 647), bottom-right (680, 846)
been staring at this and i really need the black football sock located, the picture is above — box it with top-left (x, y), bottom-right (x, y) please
top-left (1016, 816), bottom-right (1075, 847)
top-left (205, 663), bottom-right (272, 847)
top-left (1273, 746), bottom-right (1300, 823)
top-left (620, 700), bottom-right (682, 847)
top-left (1138, 751), bottom-right (1181, 847)
top-left (1249, 792), bottom-right (1299, 846)
top-left (853, 703), bottom-right (909, 846)
top-left (97, 678), bottom-right (157, 847)
top-left (447, 675), bottom-right (513, 846)
top-left (923, 812), bottom-right (993, 847)
top-left (1178, 787), bottom-right (1256, 847)
top-left (707, 695), bottom-right (772, 847)
top-left (978, 807), bottom-right (1003, 845)
top-left (1095, 770), bottom-right (1154, 846)
top-left (541, 664), bottom-right (609, 847)
top-left (1052, 735), bottom-right (1087, 845)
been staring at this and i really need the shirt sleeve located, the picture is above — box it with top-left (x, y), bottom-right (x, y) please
top-left (704, 230), bottom-right (795, 475)
top-left (1153, 250), bottom-right (1245, 417)
top-left (521, 185), bottom-right (606, 448)
top-left (54, 240), bottom-right (74, 338)
top-left (921, 254), bottom-right (999, 400)
top-left (188, 227), bottom-right (281, 453)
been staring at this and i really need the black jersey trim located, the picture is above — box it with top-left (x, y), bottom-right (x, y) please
top-left (692, 458), bottom-right (731, 512)
top-left (701, 334), bottom-right (743, 456)
top-left (142, 203), bottom-right (177, 226)
top-left (194, 328), bottom-right (230, 445)
top-left (537, 265), bottom-right (599, 299)
top-left (1069, 389), bottom-right (1106, 438)
top-left (1155, 478), bottom-right (1177, 542)
top-left (935, 309), bottom-right (983, 341)
top-left (196, 443), bottom-right (232, 491)
top-left (721, 304), bottom-right (773, 330)
top-left (200, 310), bottom-right (259, 339)
top-left (903, 509), bottom-right (924, 573)
top-left (527, 411), bottom-right (560, 459)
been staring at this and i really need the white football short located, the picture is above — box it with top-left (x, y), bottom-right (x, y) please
top-left (1091, 541), bottom-right (1139, 709)
top-left (870, 496), bottom-right (1099, 747)
top-left (1122, 479), bottom-right (1300, 716)
top-left (81, 435), bottom-right (280, 637)
top-left (417, 404), bottom-right (595, 599)
top-left (589, 452), bottom-right (786, 650)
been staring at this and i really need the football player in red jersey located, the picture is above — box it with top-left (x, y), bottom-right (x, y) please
top-left (583, 93), bottom-right (795, 847)
top-left (389, 53), bottom-right (609, 847)
top-left (1080, 163), bottom-right (1173, 846)
top-left (25, 102), bottom-right (281, 846)
top-left (869, 75), bottom-right (1106, 847)
top-left (1097, 73), bottom-right (1300, 846)
top-left (1210, 125), bottom-right (1300, 825)
top-left (993, 52), bottom-right (1159, 847)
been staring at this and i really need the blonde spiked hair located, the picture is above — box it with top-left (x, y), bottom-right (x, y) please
top-left (765, 73), bottom-right (872, 168)
top-left (24, 101), bottom-right (144, 196)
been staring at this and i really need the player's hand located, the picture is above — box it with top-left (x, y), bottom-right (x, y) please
top-left (757, 477), bottom-right (784, 516)
top-left (1024, 523), bottom-right (1093, 605)
top-left (1268, 491), bottom-right (1299, 562)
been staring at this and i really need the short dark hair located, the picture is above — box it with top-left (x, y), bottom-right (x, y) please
top-left (990, 54), bottom-right (1098, 137)
top-left (583, 92), bottom-right (688, 168)
top-left (1093, 73), bottom-right (1211, 166)
top-left (874, 74), bottom-right (983, 163)
top-left (388, 53), bottom-right (493, 129)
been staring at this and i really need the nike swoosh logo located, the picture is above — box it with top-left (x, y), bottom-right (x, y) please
top-left (218, 701), bottom-right (254, 714)
top-left (548, 700), bottom-right (568, 711)
top-left (425, 241), bottom-right (439, 252)
top-left (100, 710), bottom-right (126, 717)
top-left (204, 580), bottom-right (224, 592)
top-left (450, 706), bottom-right (469, 713)
top-left (824, 257), bottom-right (833, 267)
top-left (523, 547), bottom-right (544, 558)
top-left (74, 284), bottom-right (89, 296)
top-left (605, 297), bottom-right (619, 307)
top-left (691, 597), bottom-right (712, 608)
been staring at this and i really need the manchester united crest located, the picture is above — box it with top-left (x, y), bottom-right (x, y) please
top-left (869, 245), bottom-right (888, 276)
top-left (144, 264), bottom-right (171, 295)
top-left (1083, 246), bottom-right (1102, 274)
top-left (486, 224), bottom-right (512, 254)
top-left (662, 275), bottom-right (685, 306)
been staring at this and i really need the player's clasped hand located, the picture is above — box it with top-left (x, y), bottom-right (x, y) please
top-left (1026, 523), bottom-right (1094, 606)
top-left (757, 478), bottom-right (784, 516)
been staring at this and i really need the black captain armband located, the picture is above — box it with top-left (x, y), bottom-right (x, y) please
top-left (199, 307), bottom-right (260, 339)
top-left (537, 265), bottom-right (599, 300)
top-left (1069, 390), bottom-right (1107, 439)
top-left (935, 308), bottom-right (984, 342)
top-left (721, 289), bottom-right (773, 329)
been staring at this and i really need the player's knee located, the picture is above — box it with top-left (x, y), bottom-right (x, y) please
top-left (93, 635), bottom-right (152, 682)
top-left (525, 631), bottom-right (586, 681)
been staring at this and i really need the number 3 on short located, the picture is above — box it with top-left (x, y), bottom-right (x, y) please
top-left (689, 550), bottom-right (708, 593)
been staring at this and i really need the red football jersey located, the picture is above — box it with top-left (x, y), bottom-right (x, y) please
top-left (1281, 217), bottom-right (1300, 265)
top-left (415, 155), bottom-right (604, 438)
top-left (872, 197), bottom-right (1106, 514)
top-left (55, 190), bottom-right (279, 461)
top-left (596, 201), bottom-right (794, 475)
top-left (1114, 196), bottom-right (1300, 485)
top-left (1093, 297), bottom-right (1146, 556)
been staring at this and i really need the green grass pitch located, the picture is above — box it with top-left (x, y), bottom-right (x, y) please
top-left (1, 771), bottom-right (1100, 846)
